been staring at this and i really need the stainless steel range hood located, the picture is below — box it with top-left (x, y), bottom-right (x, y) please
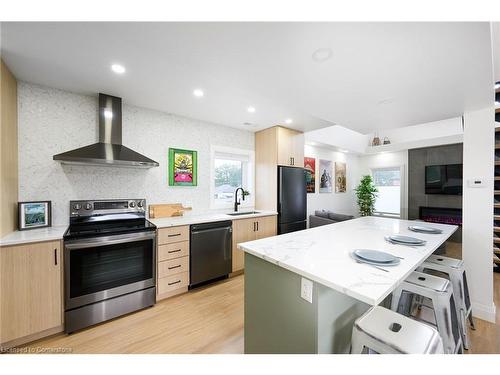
top-left (53, 94), bottom-right (159, 168)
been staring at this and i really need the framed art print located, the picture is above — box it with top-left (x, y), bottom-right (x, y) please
top-left (335, 162), bottom-right (347, 193)
top-left (168, 148), bottom-right (198, 186)
top-left (18, 201), bottom-right (52, 230)
top-left (319, 159), bottom-right (333, 193)
top-left (304, 157), bottom-right (316, 193)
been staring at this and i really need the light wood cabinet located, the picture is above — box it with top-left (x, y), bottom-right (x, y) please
top-left (0, 241), bottom-right (63, 345)
top-left (255, 215), bottom-right (277, 240)
top-left (156, 225), bottom-right (190, 301)
top-left (277, 127), bottom-right (304, 167)
top-left (255, 126), bottom-right (304, 211)
top-left (232, 215), bottom-right (277, 272)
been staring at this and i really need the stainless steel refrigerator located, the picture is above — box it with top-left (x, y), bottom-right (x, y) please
top-left (278, 166), bottom-right (307, 234)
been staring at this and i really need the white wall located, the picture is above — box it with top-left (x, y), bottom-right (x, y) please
top-left (305, 125), bottom-right (368, 154)
top-left (358, 151), bottom-right (409, 219)
top-left (462, 107), bottom-right (495, 322)
top-left (18, 83), bottom-right (254, 225)
top-left (304, 144), bottom-right (360, 220)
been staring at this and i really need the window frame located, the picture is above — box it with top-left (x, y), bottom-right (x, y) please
top-left (210, 145), bottom-right (255, 210)
top-left (370, 165), bottom-right (405, 218)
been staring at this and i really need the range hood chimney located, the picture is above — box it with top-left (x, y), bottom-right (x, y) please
top-left (53, 93), bottom-right (159, 168)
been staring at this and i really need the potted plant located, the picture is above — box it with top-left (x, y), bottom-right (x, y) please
top-left (354, 175), bottom-right (378, 216)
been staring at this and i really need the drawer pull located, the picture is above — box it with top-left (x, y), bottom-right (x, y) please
top-left (168, 280), bottom-right (181, 286)
top-left (54, 248), bottom-right (58, 266)
top-left (167, 233), bottom-right (181, 237)
top-left (167, 249), bottom-right (181, 253)
top-left (168, 264), bottom-right (182, 270)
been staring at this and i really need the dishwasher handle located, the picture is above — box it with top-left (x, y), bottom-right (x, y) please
top-left (191, 226), bottom-right (232, 235)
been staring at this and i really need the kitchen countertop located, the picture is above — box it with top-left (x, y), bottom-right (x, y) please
top-left (149, 210), bottom-right (278, 228)
top-left (0, 225), bottom-right (68, 247)
top-left (238, 216), bottom-right (457, 306)
top-left (0, 210), bottom-right (278, 246)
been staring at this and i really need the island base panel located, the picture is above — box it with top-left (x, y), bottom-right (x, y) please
top-left (244, 253), bottom-right (370, 354)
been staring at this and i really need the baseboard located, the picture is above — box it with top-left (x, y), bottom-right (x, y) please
top-left (0, 325), bottom-right (64, 351)
top-left (471, 300), bottom-right (496, 323)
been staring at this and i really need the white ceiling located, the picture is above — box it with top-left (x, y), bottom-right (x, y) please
top-left (0, 22), bottom-right (494, 133)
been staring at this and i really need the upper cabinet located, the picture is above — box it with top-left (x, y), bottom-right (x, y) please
top-left (276, 127), bottom-right (304, 167)
top-left (255, 126), bottom-right (304, 211)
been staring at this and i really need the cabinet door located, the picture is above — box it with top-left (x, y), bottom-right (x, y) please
top-left (255, 215), bottom-right (277, 240)
top-left (0, 241), bottom-right (62, 344)
top-left (292, 132), bottom-right (304, 167)
top-left (277, 127), bottom-right (294, 166)
top-left (232, 218), bottom-right (256, 272)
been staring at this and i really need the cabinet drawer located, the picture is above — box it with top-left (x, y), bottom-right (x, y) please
top-left (158, 241), bottom-right (189, 261)
top-left (158, 272), bottom-right (189, 294)
top-left (158, 256), bottom-right (189, 278)
top-left (158, 226), bottom-right (189, 244)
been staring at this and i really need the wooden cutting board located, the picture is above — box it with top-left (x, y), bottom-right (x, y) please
top-left (149, 203), bottom-right (192, 218)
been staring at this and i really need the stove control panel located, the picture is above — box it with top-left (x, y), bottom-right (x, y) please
top-left (70, 199), bottom-right (146, 217)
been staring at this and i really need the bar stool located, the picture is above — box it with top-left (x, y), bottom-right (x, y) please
top-left (350, 306), bottom-right (444, 354)
top-left (391, 271), bottom-right (463, 354)
top-left (417, 254), bottom-right (475, 349)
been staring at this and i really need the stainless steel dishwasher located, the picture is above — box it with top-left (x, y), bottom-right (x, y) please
top-left (189, 221), bottom-right (232, 288)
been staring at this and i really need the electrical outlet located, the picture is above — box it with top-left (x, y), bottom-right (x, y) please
top-left (301, 277), bottom-right (313, 303)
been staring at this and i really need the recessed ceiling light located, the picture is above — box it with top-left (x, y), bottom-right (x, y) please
top-left (247, 106), bottom-right (256, 113)
top-left (285, 118), bottom-right (293, 125)
top-left (111, 64), bottom-right (126, 74)
top-left (103, 109), bottom-right (113, 119)
top-left (340, 149), bottom-right (349, 153)
top-left (312, 48), bottom-right (333, 63)
top-left (193, 89), bottom-right (204, 98)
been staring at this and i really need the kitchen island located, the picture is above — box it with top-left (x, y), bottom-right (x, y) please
top-left (238, 216), bottom-right (457, 354)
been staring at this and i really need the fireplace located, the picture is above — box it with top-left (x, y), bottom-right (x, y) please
top-left (419, 206), bottom-right (462, 226)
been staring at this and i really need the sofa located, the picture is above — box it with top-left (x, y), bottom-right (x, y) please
top-left (309, 210), bottom-right (354, 228)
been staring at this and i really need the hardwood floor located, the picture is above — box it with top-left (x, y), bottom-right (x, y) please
top-left (25, 276), bottom-right (244, 354)
top-left (21, 241), bottom-right (500, 354)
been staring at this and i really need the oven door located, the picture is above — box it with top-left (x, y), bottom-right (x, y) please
top-left (64, 231), bottom-right (156, 310)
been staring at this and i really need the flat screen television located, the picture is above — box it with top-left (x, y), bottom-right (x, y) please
top-left (425, 164), bottom-right (463, 195)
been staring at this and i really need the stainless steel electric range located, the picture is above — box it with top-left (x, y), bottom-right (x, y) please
top-left (63, 199), bottom-right (156, 333)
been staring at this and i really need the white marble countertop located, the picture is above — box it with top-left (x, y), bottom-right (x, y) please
top-left (149, 210), bottom-right (278, 228)
top-left (0, 226), bottom-right (68, 247)
top-left (238, 216), bottom-right (457, 306)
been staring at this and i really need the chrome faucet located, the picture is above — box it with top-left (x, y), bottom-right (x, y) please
top-left (234, 187), bottom-right (245, 212)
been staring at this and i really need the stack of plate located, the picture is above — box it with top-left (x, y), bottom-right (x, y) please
top-left (351, 249), bottom-right (400, 267)
top-left (385, 234), bottom-right (426, 246)
top-left (408, 225), bottom-right (443, 234)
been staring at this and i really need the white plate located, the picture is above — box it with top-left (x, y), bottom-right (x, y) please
top-left (388, 234), bottom-right (425, 244)
top-left (408, 225), bottom-right (442, 234)
top-left (353, 249), bottom-right (398, 263)
top-left (351, 252), bottom-right (400, 267)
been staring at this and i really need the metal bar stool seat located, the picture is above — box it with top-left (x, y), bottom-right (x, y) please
top-left (418, 254), bottom-right (474, 349)
top-left (350, 306), bottom-right (444, 354)
top-left (391, 271), bottom-right (463, 354)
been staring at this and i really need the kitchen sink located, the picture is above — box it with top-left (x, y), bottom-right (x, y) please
top-left (226, 211), bottom-right (260, 216)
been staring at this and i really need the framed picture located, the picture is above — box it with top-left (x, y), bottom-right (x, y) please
top-left (18, 201), bottom-right (52, 230)
top-left (335, 162), bottom-right (347, 193)
top-left (319, 159), bottom-right (333, 193)
top-left (168, 148), bottom-right (198, 186)
top-left (304, 157), bottom-right (316, 193)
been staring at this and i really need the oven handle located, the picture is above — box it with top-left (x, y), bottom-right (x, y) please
top-left (65, 231), bottom-right (156, 250)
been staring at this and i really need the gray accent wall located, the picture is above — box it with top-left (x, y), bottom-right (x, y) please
top-left (408, 143), bottom-right (463, 242)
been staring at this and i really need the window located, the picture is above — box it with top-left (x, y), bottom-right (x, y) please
top-left (371, 167), bottom-right (402, 217)
top-left (210, 146), bottom-right (254, 209)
